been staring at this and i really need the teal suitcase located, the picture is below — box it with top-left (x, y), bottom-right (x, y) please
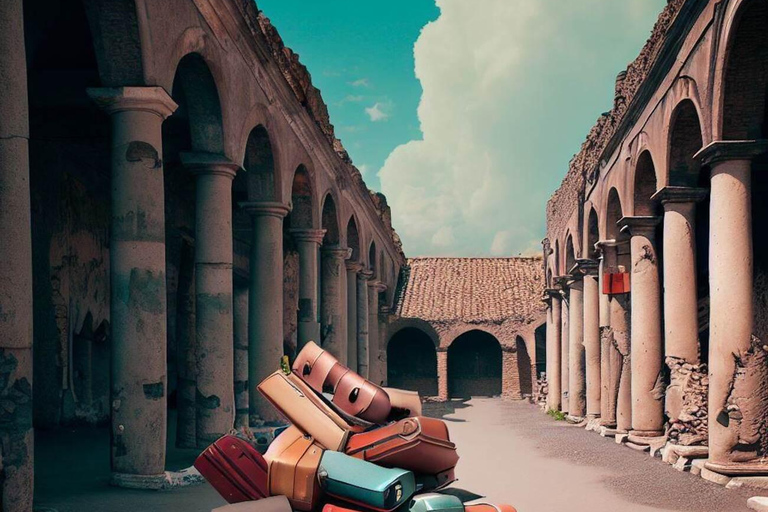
top-left (317, 451), bottom-right (415, 512)
top-left (407, 493), bottom-right (464, 512)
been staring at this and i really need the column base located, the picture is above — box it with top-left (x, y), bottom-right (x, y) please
top-left (111, 472), bottom-right (167, 490)
top-left (705, 460), bottom-right (768, 476)
top-left (566, 415), bottom-right (586, 425)
top-left (629, 429), bottom-right (665, 438)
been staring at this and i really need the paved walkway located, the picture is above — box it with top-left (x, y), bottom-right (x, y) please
top-left (35, 399), bottom-right (761, 511)
top-left (437, 398), bottom-right (757, 512)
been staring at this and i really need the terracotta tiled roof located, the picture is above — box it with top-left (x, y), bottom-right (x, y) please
top-left (396, 257), bottom-right (546, 324)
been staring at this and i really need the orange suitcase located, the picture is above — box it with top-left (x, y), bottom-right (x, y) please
top-left (264, 426), bottom-right (324, 511)
top-left (345, 416), bottom-right (459, 488)
top-left (465, 504), bottom-right (517, 512)
top-left (257, 370), bottom-right (359, 450)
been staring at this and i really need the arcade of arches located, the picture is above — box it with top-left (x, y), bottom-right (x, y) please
top-left (388, 257), bottom-right (546, 402)
top-left (543, 0), bottom-right (768, 480)
top-left (0, 0), bottom-right (404, 508)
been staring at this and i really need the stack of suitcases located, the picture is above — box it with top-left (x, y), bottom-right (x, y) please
top-left (194, 341), bottom-right (517, 512)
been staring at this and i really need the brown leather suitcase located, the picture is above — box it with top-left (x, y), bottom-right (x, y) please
top-left (345, 416), bottom-right (459, 487)
top-left (194, 434), bottom-right (269, 503)
top-left (257, 370), bottom-right (357, 450)
top-left (212, 496), bottom-right (293, 512)
top-left (383, 388), bottom-right (422, 418)
top-left (293, 341), bottom-right (391, 423)
top-left (264, 426), bottom-right (323, 511)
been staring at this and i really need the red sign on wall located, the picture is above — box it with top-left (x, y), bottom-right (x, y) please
top-left (602, 272), bottom-right (630, 295)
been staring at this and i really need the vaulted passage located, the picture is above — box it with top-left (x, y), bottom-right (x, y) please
top-left (387, 328), bottom-right (438, 397)
top-left (448, 331), bottom-right (502, 398)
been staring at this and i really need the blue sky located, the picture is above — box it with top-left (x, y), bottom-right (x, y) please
top-left (258, 0), bottom-right (667, 257)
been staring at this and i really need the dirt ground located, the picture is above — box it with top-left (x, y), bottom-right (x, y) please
top-left (34, 399), bottom-right (760, 511)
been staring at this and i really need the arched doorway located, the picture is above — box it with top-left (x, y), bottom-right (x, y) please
top-left (448, 330), bottom-right (502, 398)
top-left (516, 336), bottom-right (533, 397)
top-left (387, 328), bottom-right (438, 397)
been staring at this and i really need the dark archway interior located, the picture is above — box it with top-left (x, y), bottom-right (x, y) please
top-left (722, 0), bottom-right (768, 140)
top-left (634, 151), bottom-right (659, 216)
top-left (369, 241), bottom-right (377, 276)
top-left (669, 100), bottom-right (703, 187)
top-left (516, 337), bottom-right (533, 397)
top-left (289, 166), bottom-right (313, 230)
top-left (587, 208), bottom-right (599, 259)
top-left (321, 194), bottom-right (340, 245)
top-left (605, 188), bottom-right (623, 240)
top-left (565, 235), bottom-right (576, 274)
top-left (534, 324), bottom-right (547, 377)
top-left (244, 125), bottom-right (276, 202)
top-left (387, 328), bottom-right (438, 397)
top-left (347, 217), bottom-right (360, 262)
top-left (448, 331), bottom-right (502, 398)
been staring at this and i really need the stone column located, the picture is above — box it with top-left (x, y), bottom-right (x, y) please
top-left (580, 260), bottom-right (601, 420)
top-left (559, 284), bottom-right (570, 414)
top-left (175, 241), bottom-right (196, 448)
top-left (0, 0), bottom-right (34, 505)
top-left (357, 270), bottom-right (373, 377)
top-left (368, 281), bottom-right (387, 385)
top-left (619, 216), bottom-right (664, 438)
top-left (612, 241), bottom-right (632, 433)
top-left (567, 275), bottom-right (586, 419)
top-left (346, 261), bottom-right (363, 370)
top-left (596, 243), bottom-right (613, 424)
top-left (233, 286), bottom-right (249, 428)
top-left (182, 153), bottom-right (238, 445)
top-left (545, 291), bottom-right (562, 411)
top-left (697, 141), bottom-right (768, 474)
top-left (437, 348), bottom-right (449, 401)
top-left (321, 246), bottom-right (352, 363)
top-left (241, 202), bottom-right (290, 425)
top-left (291, 229), bottom-right (325, 350)
top-left (88, 87), bottom-right (177, 488)
top-left (651, 187), bottom-right (708, 428)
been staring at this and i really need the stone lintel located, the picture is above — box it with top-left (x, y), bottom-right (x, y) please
top-left (345, 260), bottom-right (365, 272)
top-left (618, 215), bottom-right (661, 236)
top-left (180, 152), bottom-right (241, 179)
top-left (651, 186), bottom-right (708, 205)
top-left (239, 201), bottom-right (290, 218)
top-left (290, 228), bottom-right (326, 245)
top-left (87, 86), bottom-right (178, 119)
top-left (694, 140), bottom-right (768, 166)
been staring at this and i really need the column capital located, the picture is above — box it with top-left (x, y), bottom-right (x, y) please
top-left (87, 86), bottom-right (178, 119)
top-left (573, 258), bottom-right (599, 276)
top-left (239, 201), bottom-right (290, 218)
top-left (694, 140), bottom-right (768, 166)
top-left (290, 228), bottom-right (326, 245)
top-left (181, 152), bottom-right (240, 179)
top-left (322, 245), bottom-right (353, 260)
top-left (369, 280), bottom-right (388, 293)
top-left (358, 269), bottom-right (374, 281)
top-left (346, 260), bottom-right (365, 272)
top-left (651, 186), bottom-right (708, 205)
top-left (618, 216), bottom-right (661, 236)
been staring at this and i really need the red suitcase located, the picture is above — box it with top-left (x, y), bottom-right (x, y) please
top-left (345, 416), bottom-right (459, 488)
top-left (194, 434), bottom-right (269, 503)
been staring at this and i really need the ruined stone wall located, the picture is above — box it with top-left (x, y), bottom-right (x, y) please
top-left (545, 0), bottom-right (686, 243)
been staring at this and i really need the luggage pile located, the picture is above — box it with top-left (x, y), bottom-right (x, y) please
top-left (195, 341), bottom-right (516, 512)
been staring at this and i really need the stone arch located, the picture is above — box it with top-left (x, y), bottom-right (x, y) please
top-left (632, 151), bottom-right (659, 217)
top-left (289, 165), bottom-right (315, 230)
top-left (605, 187), bottom-right (623, 239)
top-left (565, 233), bottom-right (576, 274)
top-left (719, 0), bottom-right (768, 140)
top-left (516, 335), bottom-right (533, 397)
top-left (321, 192), bottom-right (340, 245)
top-left (387, 327), bottom-right (438, 397)
top-left (447, 330), bottom-right (502, 398)
top-left (243, 126), bottom-right (277, 202)
top-left (170, 53), bottom-right (225, 155)
top-left (368, 240), bottom-right (377, 276)
top-left (585, 206), bottom-right (600, 259)
top-left (668, 99), bottom-right (705, 187)
top-left (346, 215), bottom-right (361, 262)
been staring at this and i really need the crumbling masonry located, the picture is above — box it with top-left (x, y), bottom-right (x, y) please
top-left (543, 0), bottom-right (768, 480)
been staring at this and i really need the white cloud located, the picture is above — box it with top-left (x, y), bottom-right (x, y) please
top-left (358, 164), bottom-right (370, 176)
top-left (351, 78), bottom-right (370, 87)
top-left (365, 102), bottom-right (390, 122)
top-left (378, 0), bottom-right (666, 256)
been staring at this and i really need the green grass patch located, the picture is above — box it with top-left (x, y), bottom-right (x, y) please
top-left (547, 409), bottom-right (567, 421)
